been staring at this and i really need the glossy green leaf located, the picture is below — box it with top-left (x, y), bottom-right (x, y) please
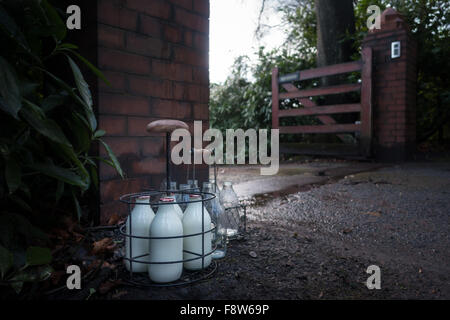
top-left (63, 49), bottom-right (111, 86)
top-left (68, 112), bottom-right (91, 153)
top-left (93, 130), bottom-right (106, 139)
top-left (26, 247), bottom-right (52, 266)
top-left (20, 100), bottom-right (72, 147)
top-left (0, 245), bottom-right (13, 279)
top-left (72, 189), bottom-right (82, 221)
top-left (40, 68), bottom-right (97, 131)
top-left (0, 4), bottom-right (31, 54)
top-left (30, 163), bottom-right (89, 190)
top-left (5, 157), bottom-right (21, 194)
top-left (58, 43), bottom-right (78, 50)
top-left (9, 195), bottom-right (32, 212)
top-left (59, 145), bottom-right (90, 192)
top-left (0, 57), bottom-right (21, 119)
top-left (9, 265), bottom-right (53, 294)
top-left (19, 82), bottom-right (39, 98)
top-left (67, 56), bottom-right (93, 109)
top-left (41, 93), bottom-right (67, 113)
top-left (99, 139), bottom-right (124, 178)
top-left (41, 0), bottom-right (66, 41)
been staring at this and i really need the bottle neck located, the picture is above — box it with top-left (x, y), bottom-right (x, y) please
top-left (135, 197), bottom-right (149, 204)
top-left (188, 199), bottom-right (205, 211)
top-left (158, 202), bottom-right (175, 214)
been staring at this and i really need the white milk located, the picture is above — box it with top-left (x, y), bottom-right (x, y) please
top-left (167, 195), bottom-right (183, 221)
top-left (148, 197), bottom-right (183, 283)
top-left (125, 196), bottom-right (155, 273)
top-left (182, 195), bottom-right (212, 270)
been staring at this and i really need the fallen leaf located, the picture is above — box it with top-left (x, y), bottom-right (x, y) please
top-left (101, 261), bottom-right (117, 269)
top-left (342, 228), bottom-right (353, 234)
top-left (72, 232), bottom-right (85, 242)
top-left (107, 213), bottom-right (121, 226)
top-left (92, 238), bottom-right (115, 255)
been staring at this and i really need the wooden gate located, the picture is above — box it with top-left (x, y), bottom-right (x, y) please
top-left (272, 47), bottom-right (373, 158)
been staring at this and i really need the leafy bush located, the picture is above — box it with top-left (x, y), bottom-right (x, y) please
top-left (210, 48), bottom-right (315, 133)
top-left (0, 0), bottom-right (122, 293)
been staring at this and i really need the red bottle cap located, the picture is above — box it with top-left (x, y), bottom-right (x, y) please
top-left (160, 197), bottom-right (175, 202)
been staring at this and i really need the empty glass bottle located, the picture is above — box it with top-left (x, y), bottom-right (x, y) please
top-left (160, 180), bottom-right (177, 192)
top-left (179, 183), bottom-right (191, 210)
top-left (201, 183), bottom-right (226, 259)
top-left (219, 181), bottom-right (240, 239)
top-left (188, 179), bottom-right (199, 192)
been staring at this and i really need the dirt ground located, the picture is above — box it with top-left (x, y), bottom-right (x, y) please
top-left (46, 159), bottom-right (450, 300)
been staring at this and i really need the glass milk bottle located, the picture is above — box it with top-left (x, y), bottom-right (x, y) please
top-left (182, 194), bottom-right (212, 270)
top-left (160, 180), bottom-right (177, 191)
top-left (148, 197), bottom-right (183, 283)
top-left (179, 183), bottom-right (191, 210)
top-left (202, 182), bottom-right (226, 259)
top-left (212, 198), bottom-right (227, 259)
top-left (188, 179), bottom-right (199, 191)
top-left (219, 181), bottom-right (240, 239)
top-left (167, 194), bottom-right (183, 221)
top-left (202, 182), bottom-right (214, 213)
top-left (125, 196), bottom-right (155, 273)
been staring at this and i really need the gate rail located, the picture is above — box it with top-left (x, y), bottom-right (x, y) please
top-left (272, 47), bottom-right (373, 157)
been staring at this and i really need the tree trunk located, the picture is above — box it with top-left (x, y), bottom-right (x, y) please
top-left (314, 0), bottom-right (357, 143)
top-left (315, 0), bottom-right (356, 69)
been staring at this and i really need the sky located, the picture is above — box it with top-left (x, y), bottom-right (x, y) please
top-left (209, 0), bottom-right (285, 84)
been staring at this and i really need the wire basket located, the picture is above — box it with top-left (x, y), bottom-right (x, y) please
top-left (119, 190), bottom-right (218, 287)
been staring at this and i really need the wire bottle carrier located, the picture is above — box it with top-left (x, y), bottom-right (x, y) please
top-left (117, 119), bottom-right (246, 287)
top-left (119, 190), bottom-right (218, 287)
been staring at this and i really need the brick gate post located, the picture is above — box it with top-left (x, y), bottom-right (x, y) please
top-left (362, 8), bottom-right (417, 162)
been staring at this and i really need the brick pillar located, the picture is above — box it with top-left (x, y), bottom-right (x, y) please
top-left (96, 0), bottom-right (210, 223)
top-left (362, 8), bottom-right (417, 162)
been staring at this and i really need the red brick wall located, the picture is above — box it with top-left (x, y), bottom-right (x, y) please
top-left (97, 0), bottom-right (210, 223)
top-left (362, 9), bottom-right (417, 161)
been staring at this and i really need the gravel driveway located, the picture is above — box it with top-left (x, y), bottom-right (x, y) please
top-left (236, 162), bottom-right (450, 299)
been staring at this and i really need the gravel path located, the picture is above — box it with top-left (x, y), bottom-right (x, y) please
top-left (241, 162), bottom-right (450, 299)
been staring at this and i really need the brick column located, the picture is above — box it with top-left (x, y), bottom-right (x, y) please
top-left (362, 8), bottom-right (417, 162)
top-left (96, 0), bottom-right (210, 223)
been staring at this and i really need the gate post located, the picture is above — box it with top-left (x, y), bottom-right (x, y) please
top-left (362, 8), bottom-right (417, 162)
